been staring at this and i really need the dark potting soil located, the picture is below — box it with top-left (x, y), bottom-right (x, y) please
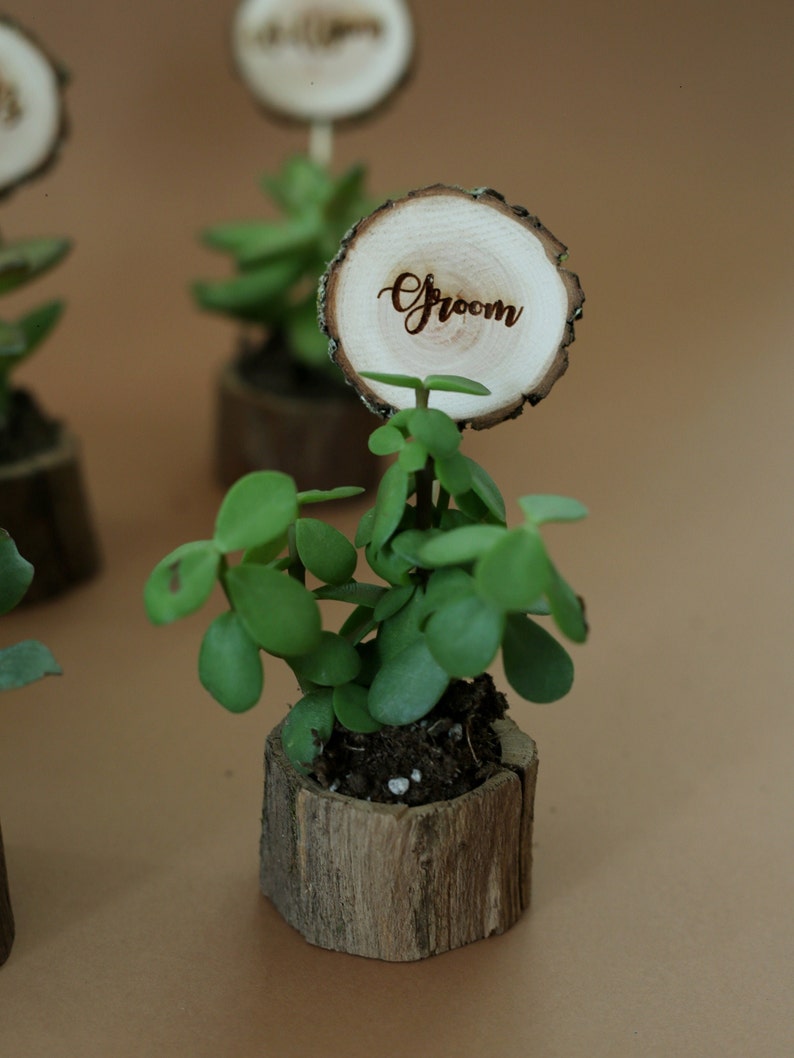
top-left (311, 674), bottom-right (508, 806)
top-left (0, 389), bottom-right (60, 465)
top-left (235, 332), bottom-right (349, 402)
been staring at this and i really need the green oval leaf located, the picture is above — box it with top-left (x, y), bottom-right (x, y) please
top-left (0, 530), bottom-right (34, 615)
top-left (425, 594), bottom-right (504, 678)
top-left (144, 541), bottom-right (220, 625)
top-left (391, 529), bottom-right (441, 568)
top-left (0, 641), bottom-right (61, 691)
top-left (475, 528), bottom-right (550, 612)
top-left (502, 613), bottom-right (574, 703)
top-left (375, 589), bottom-right (426, 661)
top-left (360, 371), bottom-right (424, 391)
top-left (435, 452), bottom-right (473, 496)
top-left (546, 566), bottom-right (588, 643)
top-left (368, 424), bottom-right (405, 456)
top-left (295, 518), bottom-right (357, 585)
top-left (519, 494), bottom-right (588, 525)
top-left (333, 682), bottom-right (383, 733)
top-left (464, 458), bottom-right (506, 523)
top-left (226, 564), bottom-right (321, 656)
top-left (408, 408), bottom-right (461, 459)
top-left (398, 439), bottom-right (429, 473)
top-left (373, 584), bottom-right (415, 623)
top-left (371, 462), bottom-right (409, 551)
top-left (291, 631), bottom-right (361, 687)
top-left (365, 542), bottom-right (414, 586)
top-left (423, 374), bottom-right (491, 396)
top-left (282, 690), bottom-right (335, 775)
top-left (199, 612), bottom-right (263, 713)
top-left (418, 524), bottom-right (506, 567)
top-left (368, 638), bottom-right (449, 726)
top-left (422, 568), bottom-right (476, 614)
top-left (215, 471), bottom-right (298, 552)
top-left (297, 486), bottom-right (365, 505)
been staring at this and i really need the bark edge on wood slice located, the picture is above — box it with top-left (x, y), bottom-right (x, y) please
top-left (320, 184), bottom-right (584, 428)
top-left (0, 427), bottom-right (100, 603)
top-left (216, 358), bottom-right (380, 492)
top-left (260, 716), bottom-right (538, 960)
top-left (0, 819), bottom-right (14, 966)
top-left (0, 16), bottom-right (69, 199)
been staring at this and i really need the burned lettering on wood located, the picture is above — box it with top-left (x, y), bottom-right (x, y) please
top-left (378, 272), bottom-right (524, 335)
top-left (0, 72), bottom-right (22, 126)
top-left (250, 11), bottom-right (383, 51)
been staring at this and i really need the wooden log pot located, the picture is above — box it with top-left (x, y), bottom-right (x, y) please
top-left (260, 716), bottom-right (538, 961)
top-left (0, 427), bottom-right (100, 603)
top-left (216, 358), bottom-right (381, 493)
top-left (0, 820), bottom-right (13, 965)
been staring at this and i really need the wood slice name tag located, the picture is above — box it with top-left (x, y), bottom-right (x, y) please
top-left (0, 19), bottom-right (66, 196)
top-left (232, 0), bottom-right (413, 123)
top-left (320, 186), bottom-right (585, 428)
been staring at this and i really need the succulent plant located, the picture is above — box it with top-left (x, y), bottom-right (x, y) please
top-left (0, 233), bottom-right (70, 430)
top-left (0, 529), bottom-right (60, 687)
top-left (192, 154), bottom-right (378, 376)
top-left (144, 373), bottom-right (587, 778)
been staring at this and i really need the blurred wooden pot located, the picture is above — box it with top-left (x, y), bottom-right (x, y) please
top-left (0, 425), bottom-right (100, 603)
top-left (260, 717), bottom-right (538, 961)
top-left (215, 354), bottom-right (380, 493)
top-left (0, 819), bottom-right (13, 966)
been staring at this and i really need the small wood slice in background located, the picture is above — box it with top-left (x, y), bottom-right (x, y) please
top-left (321, 185), bottom-right (584, 428)
top-left (0, 17), bottom-right (68, 197)
top-left (0, 820), bottom-right (13, 965)
top-left (231, 0), bottom-right (414, 124)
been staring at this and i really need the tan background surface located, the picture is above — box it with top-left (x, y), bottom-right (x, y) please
top-left (1, 0), bottom-right (792, 1054)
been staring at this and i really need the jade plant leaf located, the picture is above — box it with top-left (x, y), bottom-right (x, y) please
top-left (425, 593), bottom-right (504, 678)
top-left (199, 612), bottom-right (263, 713)
top-left (463, 457), bottom-right (507, 523)
top-left (12, 300), bottom-right (64, 360)
top-left (290, 631), bottom-right (361, 687)
top-left (0, 320), bottom-right (25, 357)
top-left (474, 528), bottom-right (550, 612)
top-left (502, 613), bottom-right (574, 703)
top-left (418, 524), bottom-right (506, 567)
top-left (281, 690), bottom-right (335, 774)
top-left (226, 564), bottom-right (321, 656)
top-left (313, 581), bottom-right (386, 608)
top-left (333, 682), bottom-right (383, 733)
top-left (144, 541), bottom-right (220, 624)
top-left (408, 408), bottom-right (461, 459)
top-left (368, 423), bottom-right (405, 456)
top-left (371, 462), bottom-right (410, 551)
top-left (0, 641), bottom-right (62, 690)
top-left (434, 452), bottom-right (472, 496)
top-left (422, 374), bottom-right (491, 396)
top-left (0, 237), bottom-right (71, 296)
top-left (368, 638), bottom-right (449, 726)
top-left (373, 583), bottom-right (415, 623)
top-left (398, 439), bottom-right (429, 473)
top-left (375, 588), bottom-right (425, 661)
top-left (295, 518), bottom-right (357, 585)
top-left (519, 494), bottom-right (588, 525)
top-left (546, 566), bottom-right (588, 643)
top-left (214, 471), bottom-right (298, 552)
top-left (284, 293), bottom-right (331, 366)
top-left (0, 530), bottom-right (34, 615)
top-left (360, 370), bottom-right (424, 391)
top-left (297, 486), bottom-right (365, 505)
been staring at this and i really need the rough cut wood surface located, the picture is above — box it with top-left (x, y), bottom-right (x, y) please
top-left (0, 428), bottom-right (100, 602)
top-left (320, 184), bottom-right (584, 428)
top-left (216, 361), bottom-right (380, 491)
top-left (0, 820), bottom-right (14, 965)
top-left (260, 716), bottom-right (538, 961)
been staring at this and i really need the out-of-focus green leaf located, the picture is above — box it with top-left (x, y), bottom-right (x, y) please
top-left (291, 631), bottom-right (361, 687)
top-left (371, 462), bottom-right (409, 551)
top-left (423, 374), bottom-right (491, 396)
top-left (368, 638), bottom-right (449, 725)
top-left (546, 566), bottom-right (588, 643)
top-left (214, 471), bottom-right (298, 552)
top-left (0, 530), bottom-right (33, 614)
top-left (298, 485), bottom-right (365, 505)
top-left (281, 689), bottom-right (335, 774)
top-left (425, 593), bottom-right (504, 678)
top-left (0, 237), bottom-right (71, 296)
top-left (0, 641), bottom-right (61, 690)
top-left (199, 612), bottom-right (263, 712)
top-left (519, 494), bottom-right (588, 525)
top-left (475, 528), bottom-right (550, 612)
top-left (502, 613), bottom-right (574, 703)
top-left (226, 564), bottom-right (321, 656)
top-left (408, 408), bottom-right (461, 459)
top-left (418, 524), bottom-right (506, 567)
top-left (144, 541), bottom-right (220, 624)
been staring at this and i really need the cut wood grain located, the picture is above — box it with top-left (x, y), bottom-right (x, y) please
top-left (320, 184), bottom-right (584, 428)
top-left (260, 716), bottom-right (538, 960)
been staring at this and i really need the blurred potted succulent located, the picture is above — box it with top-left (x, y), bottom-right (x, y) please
top-left (144, 372), bottom-right (588, 960)
top-left (0, 529), bottom-right (61, 965)
top-left (0, 233), bottom-right (100, 601)
top-left (193, 154), bottom-right (382, 491)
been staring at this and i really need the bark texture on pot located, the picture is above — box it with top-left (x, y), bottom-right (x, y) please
top-left (216, 360), bottom-right (380, 492)
top-left (260, 716), bottom-right (538, 961)
top-left (0, 820), bottom-right (13, 966)
top-left (0, 428), bottom-right (100, 602)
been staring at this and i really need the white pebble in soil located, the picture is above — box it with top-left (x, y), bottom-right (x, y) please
top-left (410, 769), bottom-right (422, 783)
top-left (387, 777), bottom-right (410, 796)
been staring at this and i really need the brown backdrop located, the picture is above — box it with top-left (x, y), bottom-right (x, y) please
top-left (1, 1), bottom-right (792, 1054)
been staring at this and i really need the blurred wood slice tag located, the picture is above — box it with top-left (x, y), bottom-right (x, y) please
top-left (0, 18), bottom-right (67, 197)
top-left (320, 185), bottom-right (585, 428)
top-left (232, 0), bottom-right (413, 123)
